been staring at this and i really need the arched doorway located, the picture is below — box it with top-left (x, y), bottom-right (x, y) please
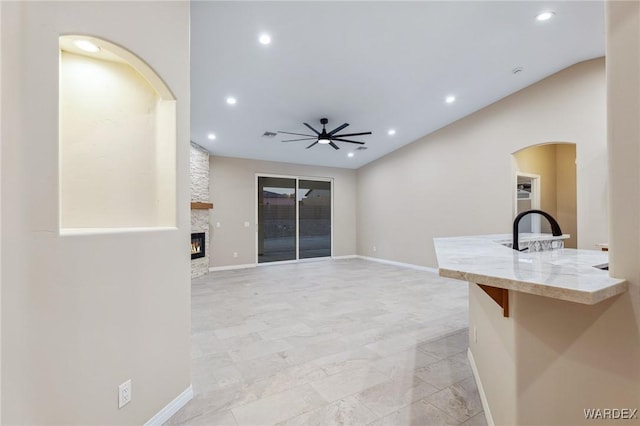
top-left (512, 143), bottom-right (577, 248)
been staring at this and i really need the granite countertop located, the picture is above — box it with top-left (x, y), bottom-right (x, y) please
top-left (492, 232), bottom-right (569, 243)
top-left (433, 234), bottom-right (627, 305)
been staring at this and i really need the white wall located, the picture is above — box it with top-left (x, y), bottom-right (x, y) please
top-left (606, 0), bottom-right (640, 420)
top-left (1, 2), bottom-right (190, 424)
top-left (357, 59), bottom-right (607, 267)
top-left (209, 156), bottom-right (357, 267)
top-left (59, 51), bottom-right (166, 228)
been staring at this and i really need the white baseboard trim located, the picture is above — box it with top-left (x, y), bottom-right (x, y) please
top-left (356, 255), bottom-right (438, 273)
top-left (207, 256), bottom-right (435, 272)
top-left (467, 348), bottom-right (495, 426)
top-left (209, 263), bottom-right (256, 272)
top-left (144, 385), bottom-right (193, 426)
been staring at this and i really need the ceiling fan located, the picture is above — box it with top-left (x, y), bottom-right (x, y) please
top-left (278, 118), bottom-right (372, 150)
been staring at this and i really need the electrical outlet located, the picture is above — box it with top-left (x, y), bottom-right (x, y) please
top-left (373, 246), bottom-right (377, 252)
top-left (244, 221), bottom-right (250, 227)
top-left (233, 252), bottom-right (238, 258)
top-left (118, 379), bottom-right (132, 409)
top-left (473, 326), bottom-right (478, 344)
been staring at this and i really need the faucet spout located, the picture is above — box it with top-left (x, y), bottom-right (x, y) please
top-left (512, 209), bottom-right (563, 251)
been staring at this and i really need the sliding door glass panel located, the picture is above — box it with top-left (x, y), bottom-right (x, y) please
top-left (298, 179), bottom-right (331, 259)
top-left (258, 177), bottom-right (296, 263)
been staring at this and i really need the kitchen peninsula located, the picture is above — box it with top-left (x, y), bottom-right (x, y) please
top-left (434, 234), bottom-right (630, 425)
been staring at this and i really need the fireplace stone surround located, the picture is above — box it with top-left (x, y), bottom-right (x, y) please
top-left (190, 142), bottom-right (211, 278)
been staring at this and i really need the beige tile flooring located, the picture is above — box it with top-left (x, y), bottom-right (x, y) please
top-left (167, 259), bottom-right (486, 426)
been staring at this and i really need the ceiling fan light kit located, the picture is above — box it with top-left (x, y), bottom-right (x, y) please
top-left (278, 117), bottom-right (372, 150)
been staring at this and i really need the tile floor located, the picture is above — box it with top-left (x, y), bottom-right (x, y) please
top-left (167, 259), bottom-right (486, 426)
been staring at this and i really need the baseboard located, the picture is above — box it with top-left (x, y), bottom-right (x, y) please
top-left (209, 263), bottom-right (256, 272)
top-left (467, 349), bottom-right (495, 426)
top-left (207, 256), bottom-right (435, 272)
top-left (144, 385), bottom-right (193, 426)
top-left (356, 255), bottom-right (438, 273)
top-left (331, 255), bottom-right (358, 260)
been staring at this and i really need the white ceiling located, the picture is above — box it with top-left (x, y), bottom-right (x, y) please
top-left (191, 1), bottom-right (604, 169)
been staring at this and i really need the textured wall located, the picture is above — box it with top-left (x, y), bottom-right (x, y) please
top-left (357, 59), bottom-right (607, 267)
top-left (1, 2), bottom-right (191, 424)
top-left (60, 51), bottom-right (165, 228)
top-left (209, 156), bottom-right (357, 267)
top-left (190, 142), bottom-right (210, 203)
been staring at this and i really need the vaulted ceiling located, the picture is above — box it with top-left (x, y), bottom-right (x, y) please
top-left (191, 1), bottom-right (604, 169)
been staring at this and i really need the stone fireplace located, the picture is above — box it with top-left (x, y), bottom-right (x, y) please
top-left (190, 142), bottom-right (212, 278)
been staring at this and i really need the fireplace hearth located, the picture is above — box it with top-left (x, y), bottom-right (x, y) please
top-left (191, 232), bottom-right (206, 260)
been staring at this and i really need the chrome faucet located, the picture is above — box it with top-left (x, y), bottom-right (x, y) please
top-left (512, 209), bottom-right (563, 251)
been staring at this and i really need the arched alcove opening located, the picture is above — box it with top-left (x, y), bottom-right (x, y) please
top-left (512, 142), bottom-right (577, 248)
top-left (59, 35), bottom-right (176, 231)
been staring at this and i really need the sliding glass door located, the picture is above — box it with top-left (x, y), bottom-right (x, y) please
top-left (257, 177), bottom-right (297, 263)
top-left (298, 179), bottom-right (331, 259)
top-left (257, 176), bottom-right (332, 263)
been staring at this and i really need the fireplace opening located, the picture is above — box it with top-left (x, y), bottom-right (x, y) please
top-left (191, 232), bottom-right (206, 260)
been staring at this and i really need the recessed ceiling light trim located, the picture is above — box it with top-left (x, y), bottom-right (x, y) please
top-left (536, 11), bottom-right (555, 21)
top-left (226, 96), bottom-right (237, 105)
top-left (207, 133), bottom-right (216, 140)
top-left (445, 95), bottom-right (456, 104)
top-left (259, 34), bottom-right (272, 45)
top-left (388, 129), bottom-right (396, 136)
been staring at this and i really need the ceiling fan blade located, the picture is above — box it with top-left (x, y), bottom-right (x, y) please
top-left (282, 138), bottom-right (317, 142)
top-left (303, 123), bottom-right (321, 135)
top-left (306, 141), bottom-right (319, 149)
top-left (332, 138), bottom-right (365, 145)
top-left (333, 131), bottom-right (372, 138)
top-left (278, 131), bottom-right (316, 137)
top-left (329, 141), bottom-right (340, 150)
top-left (328, 123), bottom-right (349, 136)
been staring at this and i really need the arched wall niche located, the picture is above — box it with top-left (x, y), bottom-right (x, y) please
top-left (59, 35), bottom-right (176, 232)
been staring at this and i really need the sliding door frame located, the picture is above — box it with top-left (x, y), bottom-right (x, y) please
top-left (255, 173), bottom-right (334, 265)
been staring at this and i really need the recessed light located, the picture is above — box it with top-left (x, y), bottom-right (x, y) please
top-left (348, 152), bottom-right (355, 158)
top-left (445, 95), bottom-right (456, 104)
top-left (387, 129), bottom-right (396, 136)
top-left (536, 11), bottom-right (555, 21)
top-left (74, 40), bottom-right (100, 53)
top-left (207, 133), bottom-right (216, 140)
top-left (259, 34), bottom-right (272, 45)
top-left (226, 97), bottom-right (237, 105)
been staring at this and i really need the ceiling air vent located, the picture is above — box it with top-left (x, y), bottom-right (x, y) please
top-left (262, 131), bottom-right (277, 138)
